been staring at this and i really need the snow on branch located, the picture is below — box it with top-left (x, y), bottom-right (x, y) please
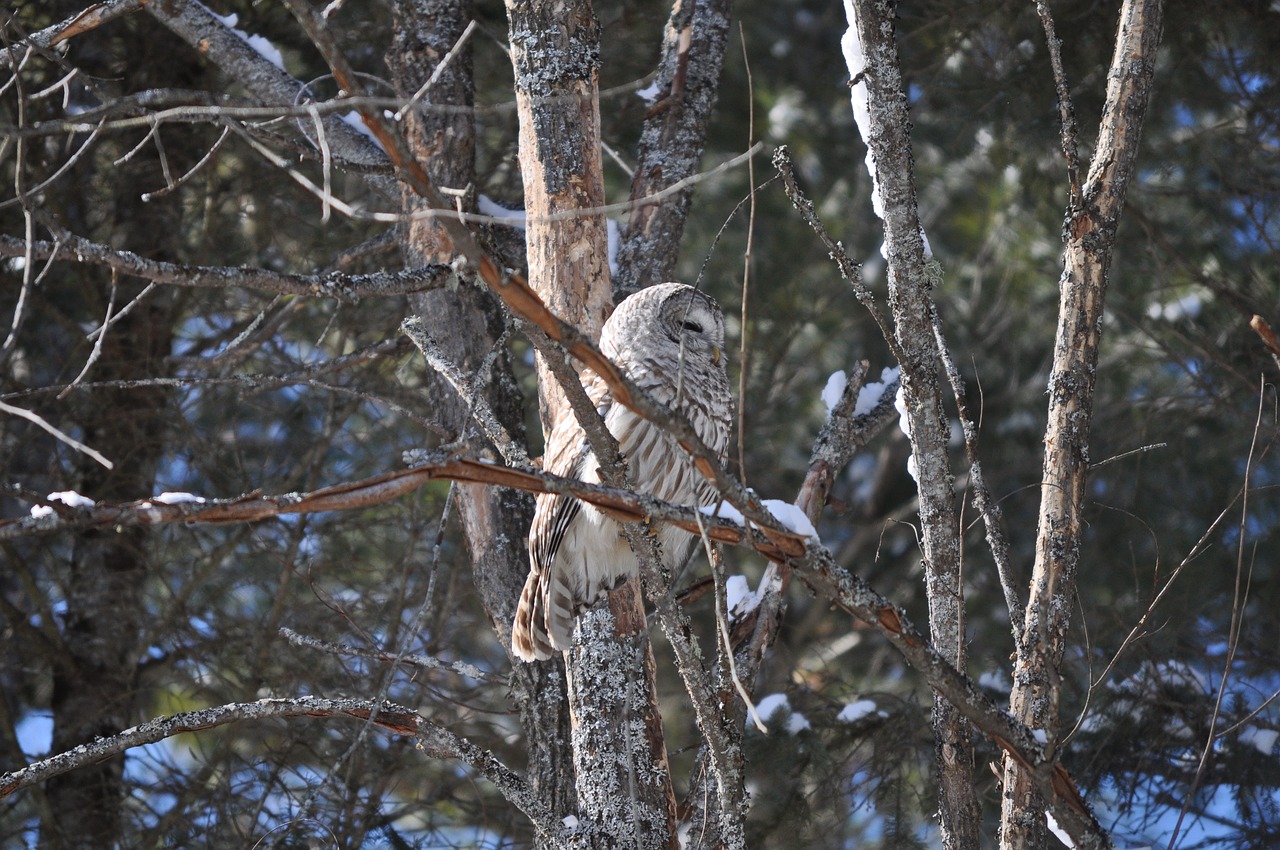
top-left (0, 453), bottom-right (810, 560)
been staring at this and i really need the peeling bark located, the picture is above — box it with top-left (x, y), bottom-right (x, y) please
top-left (504, 0), bottom-right (613, 434)
top-left (1000, 3), bottom-right (1164, 848)
top-left (385, 0), bottom-right (578, 825)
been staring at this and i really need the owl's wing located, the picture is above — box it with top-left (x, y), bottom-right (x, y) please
top-left (511, 370), bottom-right (612, 661)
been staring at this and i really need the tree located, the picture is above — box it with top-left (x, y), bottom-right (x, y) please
top-left (2, 0), bottom-right (1278, 848)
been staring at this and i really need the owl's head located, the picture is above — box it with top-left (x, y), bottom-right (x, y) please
top-left (603, 282), bottom-right (726, 370)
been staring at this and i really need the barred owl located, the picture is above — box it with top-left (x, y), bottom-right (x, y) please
top-left (512, 282), bottom-right (733, 661)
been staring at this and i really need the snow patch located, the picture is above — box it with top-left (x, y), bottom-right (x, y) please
top-left (764, 500), bottom-right (817, 539)
top-left (154, 492), bottom-right (207, 505)
top-left (854, 366), bottom-right (900, 416)
top-left (47, 491), bottom-right (95, 508)
top-left (209, 10), bottom-right (286, 70)
top-left (822, 370), bottom-right (847, 416)
top-left (724, 575), bottom-right (760, 622)
top-left (562, 814), bottom-right (579, 829)
top-left (755, 693), bottom-right (790, 719)
top-left (702, 500), bottom-right (818, 541)
top-left (1045, 811), bottom-right (1075, 848)
top-left (607, 218), bottom-right (620, 278)
top-left (339, 112), bottom-right (387, 150)
top-left (837, 699), bottom-right (880, 723)
top-left (636, 80), bottom-right (664, 105)
top-left (894, 383), bottom-right (919, 482)
top-left (894, 383), bottom-right (911, 438)
top-left (29, 505), bottom-right (55, 519)
top-left (840, 3), bottom-right (933, 258)
top-left (977, 669), bottom-right (1010, 692)
top-left (753, 693), bottom-right (808, 735)
top-left (786, 712), bottom-right (811, 734)
top-left (477, 195), bottom-right (528, 229)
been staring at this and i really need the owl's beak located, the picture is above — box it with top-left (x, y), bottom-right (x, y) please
top-left (712, 345), bottom-right (721, 366)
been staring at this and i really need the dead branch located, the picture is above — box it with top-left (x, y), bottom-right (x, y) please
top-left (0, 453), bottom-right (807, 561)
top-left (0, 230), bottom-right (450, 301)
top-left (0, 695), bottom-right (573, 843)
top-left (0, 0), bottom-right (147, 69)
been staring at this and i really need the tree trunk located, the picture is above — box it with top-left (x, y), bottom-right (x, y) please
top-left (845, 2), bottom-right (981, 847)
top-left (1000, 2), bottom-right (1165, 848)
top-left (40, 12), bottom-right (188, 844)
top-left (45, 300), bottom-right (171, 850)
top-left (502, 0), bottom-right (678, 845)
top-left (613, 0), bottom-right (733, 297)
top-left (385, 0), bottom-right (578, 825)
top-left (504, 0), bottom-right (613, 433)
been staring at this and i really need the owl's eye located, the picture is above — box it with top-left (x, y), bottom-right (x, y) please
top-left (681, 320), bottom-right (704, 334)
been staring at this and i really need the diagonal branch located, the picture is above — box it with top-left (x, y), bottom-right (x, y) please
top-left (1, 0), bottom-right (146, 68)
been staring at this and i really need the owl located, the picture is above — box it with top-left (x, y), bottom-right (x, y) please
top-left (512, 282), bottom-right (733, 661)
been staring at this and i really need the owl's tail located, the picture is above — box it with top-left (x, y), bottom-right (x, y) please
top-left (511, 565), bottom-right (577, 661)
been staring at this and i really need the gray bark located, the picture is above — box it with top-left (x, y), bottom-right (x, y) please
top-left (845, 2), bottom-right (980, 846)
top-left (384, 0), bottom-right (578, 825)
top-left (613, 0), bottom-right (733, 298)
top-left (502, 0), bottom-right (678, 844)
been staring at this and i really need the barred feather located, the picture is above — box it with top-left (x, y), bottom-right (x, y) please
top-left (511, 283), bottom-right (732, 662)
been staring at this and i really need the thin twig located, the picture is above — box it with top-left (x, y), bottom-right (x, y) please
top-left (279, 627), bottom-right (503, 685)
top-left (0, 399), bottom-right (113, 469)
top-left (1035, 0), bottom-right (1083, 203)
top-left (0, 228), bottom-right (452, 301)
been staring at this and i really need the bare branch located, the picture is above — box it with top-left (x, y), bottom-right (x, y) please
top-left (279, 627), bottom-right (505, 685)
top-left (0, 453), bottom-right (808, 562)
top-left (1034, 1), bottom-right (1083, 202)
top-left (0, 399), bottom-right (113, 469)
top-left (1, 0), bottom-right (146, 69)
top-left (0, 695), bottom-right (571, 843)
top-left (0, 230), bottom-right (451, 301)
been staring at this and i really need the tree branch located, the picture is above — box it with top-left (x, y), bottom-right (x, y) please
top-left (1, 0), bottom-right (147, 69)
top-left (0, 231), bottom-right (451, 301)
top-left (0, 695), bottom-right (572, 843)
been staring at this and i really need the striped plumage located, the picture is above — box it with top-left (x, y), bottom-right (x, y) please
top-left (512, 283), bottom-right (733, 661)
